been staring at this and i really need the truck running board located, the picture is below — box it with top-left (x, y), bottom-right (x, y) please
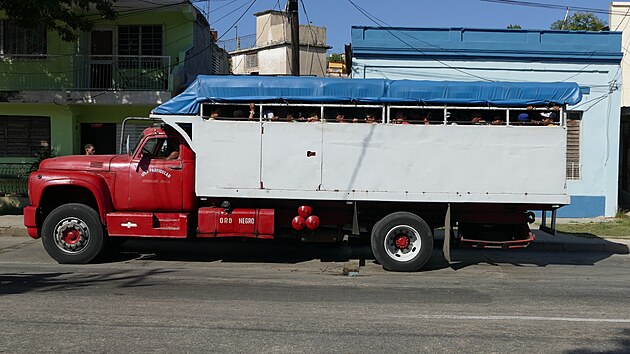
top-left (106, 212), bottom-right (189, 238)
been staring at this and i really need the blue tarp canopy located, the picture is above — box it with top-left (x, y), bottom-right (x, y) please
top-left (152, 75), bottom-right (583, 115)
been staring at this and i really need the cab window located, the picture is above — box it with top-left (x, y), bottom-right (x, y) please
top-left (140, 138), bottom-right (180, 160)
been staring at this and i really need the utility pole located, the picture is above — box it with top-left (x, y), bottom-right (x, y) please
top-left (561, 7), bottom-right (570, 30)
top-left (288, 0), bottom-right (300, 76)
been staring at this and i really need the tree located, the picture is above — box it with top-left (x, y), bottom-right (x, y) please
top-left (0, 0), bottom-right (118, 42)
top-left (328, 53), bottom-right (344, 63)
top-left (550, 12), bottom-right (606, 31)
top-left (507, 24), bottom-right (522, 29)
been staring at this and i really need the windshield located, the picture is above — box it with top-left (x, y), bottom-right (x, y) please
top-left (130, 132), bottom-right (144, 156)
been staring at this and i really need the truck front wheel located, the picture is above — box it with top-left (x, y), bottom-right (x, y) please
top-left (41, 203), bottom-right (105, 264)
top-left (371, 212), bottom-right (433, 272)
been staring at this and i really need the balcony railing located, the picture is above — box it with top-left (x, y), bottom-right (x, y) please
top-left (0, 163), bottom-right (31, 196)
top-left (0, 54), bottom-right (171, 91)
top-left (219, 34), bottom-right (257, 53)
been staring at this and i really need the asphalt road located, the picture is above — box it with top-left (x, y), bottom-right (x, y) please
top-left (1, 236), bottom-right (630, 353)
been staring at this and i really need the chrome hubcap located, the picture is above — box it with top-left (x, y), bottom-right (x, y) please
top-left (384, 225), bottom-right (421, 262)
top-left (53, 217), bottom-right (90, 254)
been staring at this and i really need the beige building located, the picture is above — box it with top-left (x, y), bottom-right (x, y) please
top-left (327, 61), bottom-right (347, 78)
top-left (610, 2), bottom-right (630, 106)
top-left (230, 10), bottom-right (330, 76)
top-left (609, 2), bottom-right (630, 206)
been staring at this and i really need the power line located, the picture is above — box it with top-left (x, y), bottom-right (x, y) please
top-left (231, 7), bottom-right (274, 72)
top-left (479, 0), bottom-right (623, 16)
top-left (299, 0), bottom-right (326, 76)
top-left (210, 0), bottom-right (256, 26)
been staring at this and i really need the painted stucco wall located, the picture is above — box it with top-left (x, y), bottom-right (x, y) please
top-left (0, 103), bottom-right (154, 157)
top-left (0, 6), bottom-right (197, 92)
top-left (352, 27), bottom-right (622, 217)
top-left (610, 2), bottom-right (630, 107)
top-left (231, 45), bottom-right (327, 77)
top-left (0, 2), bottom-right (228, 164)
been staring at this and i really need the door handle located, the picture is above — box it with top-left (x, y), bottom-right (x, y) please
top-left (168, 165), bottom-right (183, 170)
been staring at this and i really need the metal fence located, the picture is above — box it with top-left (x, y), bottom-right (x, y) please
top-left (0, 54), bottom-right (171, 91)
top-left (218, 34), bottom-right (257, 53)
top-left (0, 163), bottom-right (31, 196)
top-left (566, 162), bottom-right (581, 180)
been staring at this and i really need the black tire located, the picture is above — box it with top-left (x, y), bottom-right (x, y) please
top-left (41, 203), bottom-right (105, 264)
top-left (371, 212), bottom-right (433, 272)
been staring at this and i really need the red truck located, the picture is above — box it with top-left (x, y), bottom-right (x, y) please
top-left (23, 76), bottom-right (581, 271)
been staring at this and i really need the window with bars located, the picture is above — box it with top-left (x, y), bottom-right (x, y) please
top-left (0, 20), bottom-right (47, 56)
top-left (117, 25), bottom-right (163, 73)
top-left (566, 111), bottom-right (582, 180)
top-left (118, 25), bottom-right (163, 56)
top-left (245, 53), bottom-right (258, 69)
top-left (0, 116), bottom-right (51, 157)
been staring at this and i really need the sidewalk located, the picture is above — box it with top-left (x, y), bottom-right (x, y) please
top-left (1, 214), bottom-right (629, 254)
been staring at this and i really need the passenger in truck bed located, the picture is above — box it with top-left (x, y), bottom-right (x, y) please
top-left (470, 111), bottom-right (485, 124)
top-left (365, 113), bottom-right (380, 124)
top-left (394, 111), bottom-right (410, 124)
top-left (422, 111), bottom-right (431, 125)
top-left (307, 112), bottom-right (320, 122)
top-left (248, 103), bottom-right (256, 121)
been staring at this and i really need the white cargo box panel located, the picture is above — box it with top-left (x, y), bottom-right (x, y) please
top-left (161, 116), bottom-right (569, 205)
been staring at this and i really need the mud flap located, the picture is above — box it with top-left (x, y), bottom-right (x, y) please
top-left (443, 203), bottom-right (451, 263)
top-left (539, 209), bottom-right (557, 235)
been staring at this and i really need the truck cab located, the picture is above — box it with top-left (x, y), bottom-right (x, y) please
top-left (23, 125), bottom-right (195, 263)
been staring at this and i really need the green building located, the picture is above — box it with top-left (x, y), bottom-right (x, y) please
top-left (0, 0), bottom-right (228, 200)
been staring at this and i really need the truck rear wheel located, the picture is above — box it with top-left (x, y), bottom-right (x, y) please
top-left (41, 203), bottom-right (105, 264)
top-left (371, 212), bottom-right (433, 272)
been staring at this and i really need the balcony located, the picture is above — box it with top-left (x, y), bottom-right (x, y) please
top-left (0, 55), bottom-right (171, 91)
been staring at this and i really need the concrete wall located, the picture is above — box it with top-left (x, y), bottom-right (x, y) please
top-left (0, 2), bottom-right (228, 163)
top-left (352, 27), bottom-right (623, 217)
top-left (610, 2), bottom-right (630, 107)
top-left (231, 45), bottom-right (326, 77)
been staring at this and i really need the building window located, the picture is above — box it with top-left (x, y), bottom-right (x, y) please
top-left (245, 53), bottom-right (258, 69)
top-left (118, 25), bottom-right (163, 56)
top-left (0, 20), bottom-right (47, 56)
top-left (0, 116), bottom-right (51, 157)
top-left (212, 54), bottom-right (222, 74)
top-left (566, 111), bottom-right (582, 180)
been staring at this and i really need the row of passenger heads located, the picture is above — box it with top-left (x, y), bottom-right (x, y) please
top-left (205, 105), bottom-right (561, 125)
top-left (208, 106), bottom-right (385, 124)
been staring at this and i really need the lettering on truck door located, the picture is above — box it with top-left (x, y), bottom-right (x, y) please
top-left (128, 137), bottom-right (183, 211)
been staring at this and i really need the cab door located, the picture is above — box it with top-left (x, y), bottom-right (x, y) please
top-left (128, 136), bottom-right (183, 211)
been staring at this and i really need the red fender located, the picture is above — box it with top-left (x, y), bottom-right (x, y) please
top-left (29, 171), bottom-right (114, 224)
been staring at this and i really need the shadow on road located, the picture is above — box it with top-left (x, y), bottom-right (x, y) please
top-left (0, 268), bottom-right (174, 296)
top-left (96, 237), bottom-right (629, 273)
top-left (110, 238), bottom-right (374, 264)
top-left (565, 328), bottom-right (630, 354)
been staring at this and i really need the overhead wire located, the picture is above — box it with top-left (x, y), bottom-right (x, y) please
top-left (299, 0), bottom-right (326, 76)
top-left (479, 0), bottom-right (626, 16)
top-left (231, 6), bottom-right (274, 73)
top-left (5, 0), bottom-right (259, 88)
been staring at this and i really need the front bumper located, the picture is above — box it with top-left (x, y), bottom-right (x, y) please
top-left (23, 206), bottom-right (39, 239)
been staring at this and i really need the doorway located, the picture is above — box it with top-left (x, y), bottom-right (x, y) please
top-left (81, 123), bottom-right (117, 155)
top-left (90, 29), bottom-right (114, 89)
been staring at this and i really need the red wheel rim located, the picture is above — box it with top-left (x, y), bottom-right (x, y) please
top-left (63, 229), bottom-right (81, 245)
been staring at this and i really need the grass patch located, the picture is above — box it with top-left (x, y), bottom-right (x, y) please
top-left (556, 215), bottom-right (630, 238)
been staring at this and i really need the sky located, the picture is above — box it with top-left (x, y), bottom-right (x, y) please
top-left (195, 0), bottom-right (617, 53)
